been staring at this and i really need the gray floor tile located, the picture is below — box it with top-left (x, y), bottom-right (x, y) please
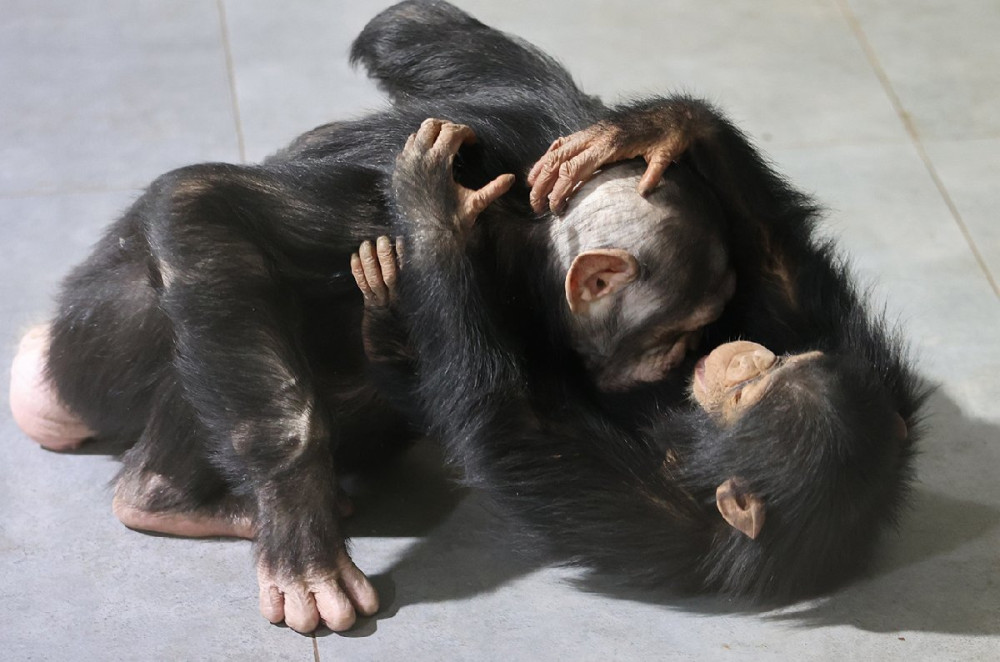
top-left (772, 142), bottom-right (1000, 389)
top-left (221, 0), bottom-right (388, 162)
top-left (457, 0), bottom-right (906, 148)
top-left (0, 0), bottom-right (240, 195)
top-left (225, 0), bottom-right (907, 158)
top-left (923, 138), bottom-right (1000, 294)
top-left (849, 0), bottom-right (1000, 140)
top-left (1, 190), bottom-right (138, 324)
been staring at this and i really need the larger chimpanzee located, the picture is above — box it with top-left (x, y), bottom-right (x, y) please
top-left (9, 1), bottom-right (738, 633)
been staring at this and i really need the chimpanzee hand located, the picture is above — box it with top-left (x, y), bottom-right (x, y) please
top-left (351, 235), bottom-right (401, 310)
top-left (257, 550), bottom-right (378, 633)
top-left (527, 102), bottom-right (709, 213)
top-left (351, 235), bottom-right (409, 362)
top-left (393, 118), bottom-right (515, 239)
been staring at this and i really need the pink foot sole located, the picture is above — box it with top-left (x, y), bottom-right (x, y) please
top-left (112, 495), bottom-right (255, 539)
top-left (9, 325), bottom-right (95, 450)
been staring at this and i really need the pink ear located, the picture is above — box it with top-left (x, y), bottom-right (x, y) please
top-left (893, 412), bottom-right (908, 442)
top-left (716, 478), bottom-right (765, 540)
top-left (565, 249), bottom-right (639, 315)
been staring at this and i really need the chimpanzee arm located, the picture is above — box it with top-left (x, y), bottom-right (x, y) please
top-left (389, 119), bottom-right (520, 455)
top-left (349, 235), bottom-right (427, 424)
top-left (391, 119), bottom-right (710, 585)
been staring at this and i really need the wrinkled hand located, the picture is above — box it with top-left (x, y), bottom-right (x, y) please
top-left (351, 235), bottom-right (401, 310)
top-left (351, 235), bottom-right (405, 360)
top-left (527, 121), bottom-right (690, 214)
top-left (394, 118), bottom-right (515, 236)
top-left (258, 549), bottom-right (378, 633)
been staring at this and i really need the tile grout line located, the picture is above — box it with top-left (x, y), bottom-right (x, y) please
top-left (216, 0), bottom-right (247, 164)
top-left (836, 0), bottom-right (1000, 301)
top-left (0, 185), bottom-right (143, 200)
top-left (312, 635), bottom-right (320, 662)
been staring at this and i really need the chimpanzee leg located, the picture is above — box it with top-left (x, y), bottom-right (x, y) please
top-left (351, 0), bottom-right (597, 110)
top-left (111, 377), bottom-right (256, 538)
top-left (146, 163), bottom-right (376, 633)
top-left (112, 375), bottom-right (355, 538)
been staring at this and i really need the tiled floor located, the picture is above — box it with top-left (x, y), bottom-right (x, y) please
top-left (2, 1), bottom-right (997, 660)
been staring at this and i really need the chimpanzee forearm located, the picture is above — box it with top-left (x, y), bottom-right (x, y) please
top-left (362, 306), bottom-right (427, 425)
top-left (150, 167), bottom-right (341, 531)
top-left (627, 98), bottom-right (864, 349)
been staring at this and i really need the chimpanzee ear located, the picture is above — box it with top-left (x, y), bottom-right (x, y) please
top-left (893, 412), bottom-right (908, 442)
top-left (716, 478), bottom-right (765, 540)
top-left (565, 249), bottom-right (639, 315)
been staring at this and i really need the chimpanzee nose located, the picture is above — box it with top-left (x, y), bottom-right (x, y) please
top-left (725, 347), bottom-right (776, 384)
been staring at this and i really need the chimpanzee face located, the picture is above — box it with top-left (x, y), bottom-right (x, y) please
top-left (690, 341), bottom-right (823, 421)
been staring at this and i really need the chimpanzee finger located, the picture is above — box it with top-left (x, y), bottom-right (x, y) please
top-left (548, 148), bottom-right (605, 213)
top-left (528, 134), bottom-right (591, 213)
top-left (314, 583), bottom-right (357, 632)
top-left (403, 133), bottom-right (416, 153)
top-left (395, 235), bottom-right (406, 267)
top-left (529, 154), bottom-right (570, 213)
top-left (375, 236), bottom-right (398, 300)
top-left (435, 122), bottom-right (476, 158)
top-left (464, 173), bottom-right (516, 222)
top-left (527, 136), bottom-right (569, 186)
top-left (637, 152), bottom-right (671, 196)
top-left (414, 118), bottom-right (444, 150)
top-left (336, 557), bottom-right (380, 617)
top-left (350, 253), bottom-right (375, 303)
top-left (283, 587), bottom-right (321, 634)
top-left (259, 578), bottom-right (285, 625)
top-left (359, 240), bottom-right (388, 306)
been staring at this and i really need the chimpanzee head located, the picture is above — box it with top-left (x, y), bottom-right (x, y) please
top-left (682, 340), bottom-right (916, 600)
top-left (549, 161), bottom-right (734, 392)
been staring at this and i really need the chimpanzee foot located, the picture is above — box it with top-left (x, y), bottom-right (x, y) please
top-left (258, 552), bottom-right (379, 633)
top-left (113, 472), bottom-right (350, 538)
top-left (112, 494), bottom-right (256, 539)
top-left (10, 325), bottom-right (95, 450)
top-left (112, 471), bottom-right (255, 538)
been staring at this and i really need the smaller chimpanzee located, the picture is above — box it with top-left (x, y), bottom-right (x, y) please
top-left (364, 115), bottom-right (925, 602)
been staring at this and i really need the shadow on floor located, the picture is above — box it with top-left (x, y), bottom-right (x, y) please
top-left (43, 382), bottom-right (999, 638)
top-left (337, 388), bottom-right (1000, 638)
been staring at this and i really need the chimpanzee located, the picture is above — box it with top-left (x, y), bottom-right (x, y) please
top-left (8, 1), bottom-right (743, 633)
top-left (352, 5), bottom-right (923, 604)
top-left (370, 110), bottom-right (925, 604)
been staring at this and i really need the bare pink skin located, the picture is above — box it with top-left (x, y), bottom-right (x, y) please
top-left (528, 122), bottom-right (689, 214)
top-left (9, 325), bottom-right (95, 450)
top-left (258, 554), bottom-right (380, 633)
top-left (112, 493), bottom-right (257, 539)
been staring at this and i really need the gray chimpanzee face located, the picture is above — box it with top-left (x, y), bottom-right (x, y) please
top-left (553, 162), bottom-right (734, 392)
